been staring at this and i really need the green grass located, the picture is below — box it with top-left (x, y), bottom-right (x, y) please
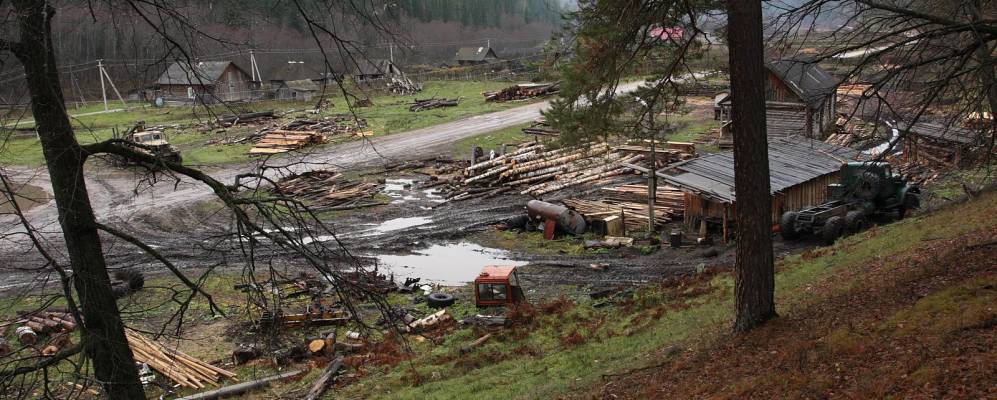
top-left (0, 81), bottom-right (534, 166)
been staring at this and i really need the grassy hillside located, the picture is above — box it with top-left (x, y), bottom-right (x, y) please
top-left (343, 191), bottom-right (996, 399)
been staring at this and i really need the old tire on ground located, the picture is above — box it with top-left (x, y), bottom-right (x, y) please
top-left (854, 172), bottom-right (881, 200)
top-left (426, 293), bottom-right (456, 308)
top-left (844, 210), bottom-right (867, 234)
top-left (779, 211), bottom-right (800, 240)
top-left (821, 216), bottom-right (845, 245)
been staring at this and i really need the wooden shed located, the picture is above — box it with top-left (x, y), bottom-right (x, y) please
top-left (154, 61), bottom-right (258, 103)
top-left (901, 122), bottom-right (986, 168)
top-left (658, 136), bottom-right (861, 242)
top-left (455, 46), bottom-right (500, 66)
top-left (718, 60), bottom-right (839, 139)
top-left (350, 59), bottom-right (401, 81)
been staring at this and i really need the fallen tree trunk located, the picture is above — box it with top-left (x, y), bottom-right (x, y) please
top-left (178, 370), bottom-right (303, 400)
top-left (305, 357), bottom-right (344, 400)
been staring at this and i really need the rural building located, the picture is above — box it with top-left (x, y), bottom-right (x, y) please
top-left (717, 60), bottom-right (839, 138)
top-left (455, 46), bottom-right (500, 66)
top-left (351, 59), bottom-right (401, 81)
top-left (154, 61), bottom-right (258, 103)
top-left (272, 79), bottom-right (321, 101)
top-left (900, 122), bottom-right (985, 168)
top-left (659, 136), bottom-right (861, 241)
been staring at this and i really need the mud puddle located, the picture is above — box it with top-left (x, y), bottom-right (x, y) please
top-left (376, 242), bottom-right (526, 285)
top-left (383, 178), bottom-right (443, 206)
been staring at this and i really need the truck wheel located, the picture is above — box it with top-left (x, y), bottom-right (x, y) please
top-left (779, 211), bottom-right (800, 240)
top-left (844, 211), bottom-right (867, 234)
top-left (426, 293), bottom-right (455, 309)
top-left (821, 216), bottom-right (844, 245)
top-left (854, 172), bottom-right (881, 200)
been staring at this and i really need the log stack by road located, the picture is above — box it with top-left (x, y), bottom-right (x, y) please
top-left (483, 82), bottom-right (560, 102)
top-left (409, 98), bottom-right (460, 112)
top-left (274, 170), bottom-right (384, 211)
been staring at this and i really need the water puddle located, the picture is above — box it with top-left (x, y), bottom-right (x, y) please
top-left (372, 216), bottom-right (433, 233)
top-left (382, 177), bottom-right (444, 204)
top-left (376, 242), bottom-right (526, 284)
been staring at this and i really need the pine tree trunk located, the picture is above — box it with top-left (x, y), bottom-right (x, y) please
top-left (11, 1), bottom-right (145, 397)
top-left (725, 0), bottom-right (777, 332)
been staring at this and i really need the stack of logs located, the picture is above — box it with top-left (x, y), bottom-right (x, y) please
top-left (561, 184), bottom-right (685, 230)
top-left (409, 98), bottom-right (460, 112)
top-left (274, 170), bottom-right (384, 211)
top-left (386, 75), bottom-right (423, 95)
top-left (521, 118), bottom-right (560, 137)
top-left (249, 131), bottom-right (325, 155)
top-left (4, 311), bottom-right (79, 355)
top-left (125, 330), bottom-right (237, 389)
top-left (483, 82), bottom-right (560, 102)
top-left (451, 143), bottom-right (645, 199)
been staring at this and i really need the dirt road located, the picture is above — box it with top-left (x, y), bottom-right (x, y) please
top-left (2, 81), bottom-right (643, 239)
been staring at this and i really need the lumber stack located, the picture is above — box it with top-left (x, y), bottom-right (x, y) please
top-left (613, 143), bottom-right (696, 164)
top-left (483, 82), bottom-right (560, 102)
top-left (249, 130), bottom-right (324, 154)
top-left (824, 133), bottom-right (853, 146)
top-left (562, 198), bottom-right (674, 230)
top-left (409, 98), bottom-right (460, 112)
top-left (125, 330), bottom-right (236, 389)
top-left (448, 142), bottom-right (646, 200)
top-left (600, 184), bottom-right (685, 210)
top-left (274, 170), bottom-right (384, 211)
top-left (522, 118), bottom-right (560, 137)
top-left (387, 75), bottom-right (423, 95)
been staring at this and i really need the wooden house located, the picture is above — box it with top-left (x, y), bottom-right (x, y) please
top-left (901, 122), bottom-right (986, 168)
top-left (154, 61), bottom-right (258, 103)
top-left (659, 136), bottom-right (861, 242)
top-left (351, 59), bottom-right (401, 81)
top-left (266, 61), bottom-right (326, 100)
top-left (718, 60), bottom-right (839, 139)
top-left (455, 46), bottom-right (500, 66)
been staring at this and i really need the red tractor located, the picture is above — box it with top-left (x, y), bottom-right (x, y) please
top-left (474, 266), bottom-right (526, 307)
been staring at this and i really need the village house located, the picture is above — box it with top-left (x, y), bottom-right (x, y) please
top-left (267, 61), bottom-right (326, 100)
top-left (716, 60), bottom-right (839, 139)
top-left (154, 61), bottom-right (258, 103)
top-left (455, 46), bottom-right (500, 66)
top-left (351, 59), bottom-right (401, 81)
top-left (659, 136), bottom-right (861, 242)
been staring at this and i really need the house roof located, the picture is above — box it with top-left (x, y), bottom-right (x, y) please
top-left (901, 122), bottom-right (980, 145)
top-left (455, 46), bottom-right (498, 62)
top-left (766, 60), bottom-right (839, 109)
top-left (350, 59), bottom-right (398, 76)
top-left (268, 61), bottom-right (321, 82)
top-left (660, 136), bottom-right (862, 203)
top-left (156, 61), bottom-right (245, 86)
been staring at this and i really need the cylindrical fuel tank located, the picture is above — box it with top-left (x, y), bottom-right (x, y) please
top-left (526, 200), bottom-right (587, 235)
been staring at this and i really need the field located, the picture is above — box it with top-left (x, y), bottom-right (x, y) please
top-left (0, 81), bottom-right (534, 166)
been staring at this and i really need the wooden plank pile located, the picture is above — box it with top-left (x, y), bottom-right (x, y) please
top-left (125, 330), bottom-right (237, 389)
top-left (450, 143), bottom-right (646, 199)
top-left (274, 170), bottom-right (384, 211)
top-left (824, 132), bottom-right (853, 146)
top-left (249, 130), bottom-right (324, 155)
top-left (613, 142), bottom-right (697, 164)
top-left (409, 98), bottom-right (460, 112)
top-left (561, 184), bottom-right (685, 230)
top-left (483, 82), bottom-right (560, 102)
top-left (522, 118), bottom-right (560, 137)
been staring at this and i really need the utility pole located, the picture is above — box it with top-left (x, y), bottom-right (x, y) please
top-left (97, 60), bottom-right (127, 109)
top-left (389, 43), bottom-right (394, 63)
top-left (98, 59), bottom-right (109, 111)
top-left (250, 49), bottom-right (261, 81)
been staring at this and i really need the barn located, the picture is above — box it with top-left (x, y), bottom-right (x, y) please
top-left (351, 59), bottom-right (401, 81)
top-left (901, 122), bottom-right (985, 168)
top-left (455, 46), bottom-right (500, 66)
top-left (717, 60), bottom-right (839, 139)
top-left (272, 79), bottom-right (321, 101)
top-left (658, 136), bottom-right (861, 242)
top-left (154, 61), bottom-right (258, 103)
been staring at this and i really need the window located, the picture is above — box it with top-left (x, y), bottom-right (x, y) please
top-left (187, 87), bottom-right (195, 99)
top-left (477, 283), bottom-right (508, 301)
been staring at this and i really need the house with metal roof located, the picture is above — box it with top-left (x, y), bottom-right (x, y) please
top-left (154, 61), bottom-right (258, 103)
top-left (455, 46), bottom-right (500, 66)
top-left (717, 60), bottom-right (840, 139)
top-left (349, 59), bottom-right (401, 81)
top-left (658, 136), bottom-right (861, 241)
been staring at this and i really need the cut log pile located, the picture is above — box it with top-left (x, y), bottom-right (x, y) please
top-left (274, 170), bottom-right (384, 211)
top-left (409, 98), bottom-right (460, 112)
top-left (483, 82), bottom-right (560, 102)
top-left (521, 118), bottom-right (560, 137)
top-left (386, 75), bottom-right (423, 95)
top-left (125, 330), bottom-right (237, 389)
top-left (442, 142), bottom-right (648, 200)
top-left (249, 130), bottom-right (324, 154)
top-left (563, 183), bottom-right (684, 230)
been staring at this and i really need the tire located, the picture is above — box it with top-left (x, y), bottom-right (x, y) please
top-left (854, 172), bottom-right (881, 200)
top-left (779, 211), bottom-right (800, 240)
top-left (426, 293), bottom-right (456, 308)
top-left (844, 210), bottom-right (866, 234)
top-left (821, 216), bottom-right (844, 245)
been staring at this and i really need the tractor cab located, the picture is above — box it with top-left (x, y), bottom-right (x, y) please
top-left (474, 265), bottom-right (526, 307)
